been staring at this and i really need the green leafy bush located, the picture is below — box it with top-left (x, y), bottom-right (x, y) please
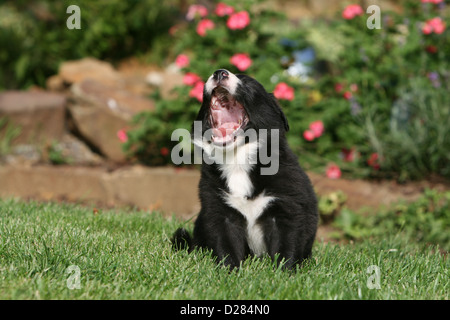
top-left (320, 1), bottom-right (450, 180)
top-left (0, 0), bottom-right (178, 90)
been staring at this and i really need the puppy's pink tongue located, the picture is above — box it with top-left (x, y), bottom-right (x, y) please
top-left (213, 123), bottom-right (239, 137)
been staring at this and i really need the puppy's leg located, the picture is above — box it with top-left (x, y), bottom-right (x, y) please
top-left (262, 206), bottom-right (316, 269)
top-left (194, 213), bottom-right (250, 269)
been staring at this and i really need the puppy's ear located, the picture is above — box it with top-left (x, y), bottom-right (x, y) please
top-left (191, 97), bottom-right (209, 134)
top-left (269, 93), bottom-right (290, 132)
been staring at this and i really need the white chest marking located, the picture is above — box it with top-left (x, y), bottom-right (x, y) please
top-left (219, 146), bottom-right (275, 256)
top-left (225, 191), bottom-right (274, 256)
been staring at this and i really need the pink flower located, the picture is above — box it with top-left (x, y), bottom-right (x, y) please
top-left (183, 72), bottom-right (202, 86)
top-left (230, 53), bottom-right (252, 71)
top-left (342, 4), bottom-right (364, 20)
top-left (273, 82), bottom-right (295, 101)
top-left (309, 120), bottom-right (324, 138)
top-left (117, 128), bottom-right (128, 143)
top-left (186, 4), bottom-right (208, 21)
top-left (343, 91), bottom-right (353, 100)
top-left (227, 11), bottom-right (250, 30)
top-left (175, 54), bottom-right (189, 68)
top-left (196, 19), bottom-right (215, 37)
top-left (326, 164), bottom-right (342, 179)
top-left (215, 3), bottom-right (234, 16)
top-left (422, 17), bottom-right (446, 35)
top-left (334, 83), bottom-right (344, 93)
top-left (421, 0), bottom-right (444, 4)
top-left (189, 81), bottom-right (204, 102)
top-left (422, 23), bottom-right (433, 35)
top-left (303, 130), bottom-right (315, 141)
top-left (341, 148), bottom-right (357, 162)
top-left (350, 83), bottom-right (358, 92)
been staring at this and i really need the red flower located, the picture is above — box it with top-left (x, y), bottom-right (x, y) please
top-left (273, 82), bottom-right (294, 101)
top-left (186, 4), bottom-right (208, 21)
top-left (343, 91), bottom-right (353, 100)
top-left (183, 72), bottom-right (202, 86)
top-left (326, 164), bottom-right (342, 179)
top-left (342, 4), bottom-right (364, 20)
top-left (227, 11), bottom-right (250, 30)
top-left (303, 130), bottom-right (315, 141)
top-left (230, 53), bottom-right (252, 71)
top-left (422, 17), bottom-right (446, 35)
top-left (309, 120), bottom-right (324, 138)
top-left (117, 128), bottom-right (128, 143)
top-left (160, 147), bottom-right (169, 157)
top-left (196, 19), bottom-right (215, 37)
top-left (350, 83), bottom-right (358, 92)
top-left (175, 54), bottom-right (189, 68)
top-left (215, 3), bottom-right (234, 16)
top-left (189, 81), bottom-right (204, 102)
top-left (334, 83), bottom-right (344, 93)
top-left (341, 148), bottom-right (357, 162)
top-left (367, 153), bottom-right (380, 170)
top-left (426, 45), bottom-right (438, 53)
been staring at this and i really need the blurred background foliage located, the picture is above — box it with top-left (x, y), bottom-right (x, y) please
top-left (0, 0), bottom-right (449, 182)
top-left (0, 0), bottom-right (178, 89)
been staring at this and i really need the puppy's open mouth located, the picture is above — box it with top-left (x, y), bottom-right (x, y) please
top-left (209, 87), bottom-right (248, 146)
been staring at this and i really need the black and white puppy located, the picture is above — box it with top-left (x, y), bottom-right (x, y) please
top-left (172, 69), bottom-right (318, 269)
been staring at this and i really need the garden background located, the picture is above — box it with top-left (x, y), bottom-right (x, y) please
top-left (0, 0), bottom-right (449, 299)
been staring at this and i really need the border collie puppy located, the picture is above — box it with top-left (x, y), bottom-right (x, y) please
top-left (172, 69), bottom-right (318, 269)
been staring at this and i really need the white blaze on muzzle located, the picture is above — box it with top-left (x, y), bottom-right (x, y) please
top-left (204, 69), bottom-right (241, 96)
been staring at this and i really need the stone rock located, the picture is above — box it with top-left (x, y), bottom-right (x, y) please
top-left (0, 165), bottom-right (108, 203)
top-left (72, 79), bottom-right (155, 120)
top-left (60, 57), bottom-right (123, 87)
top-left (103, 166), bottom-right (200, 218)
top-left (69, 102), bottom-right (128, 162)
top-left (145, 63), bottom-right (184, 99)
top-left (48, 134), bottom-right (104, 165)
top-left (0, 90), bottom-right (66, 145)
top-left (0, 165), bottom-right (201, 218)
top-left (68, 79), bottom-right (155, 162)
top-left (0, 134), bottom-right (103, 166)
top-left (1, 144), bottom-right (41, 166)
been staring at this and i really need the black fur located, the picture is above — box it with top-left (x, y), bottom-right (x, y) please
top-left (172, 71), bottom-right (318, 269)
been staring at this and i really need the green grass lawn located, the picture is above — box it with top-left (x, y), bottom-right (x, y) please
top-left (0, 199), bottom-right (448, 300)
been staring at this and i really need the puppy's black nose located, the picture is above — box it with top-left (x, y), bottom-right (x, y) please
top-left (213, 69), bottom-right (229, 82)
